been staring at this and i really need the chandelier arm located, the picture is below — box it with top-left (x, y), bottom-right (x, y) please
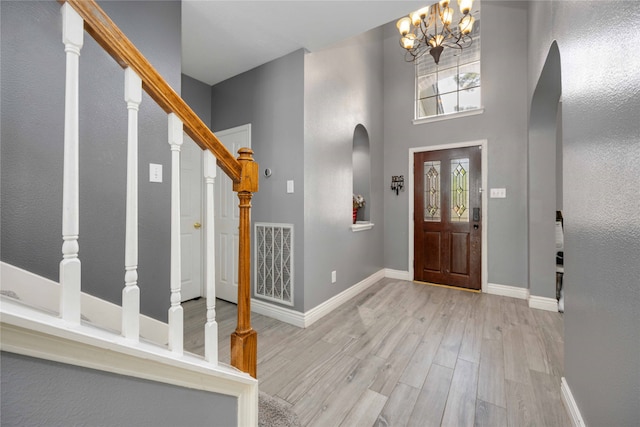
top-left (426, 5), bottom-right (437, 29)
top-left (405, 48), bottom-right (425, 63)
top-left (431, 5), bottom-right (439, 44)
top-left (436, 3), bottom-right (452, 37)
top-left (419, 10), bottom-right (431, 40)
top-left (444, 33), bottom-right (473, 50)
top-left (463, 35), bottom-right (474, 49)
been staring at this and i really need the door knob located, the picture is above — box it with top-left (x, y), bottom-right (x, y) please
top-left (194, 222), bottom-right (201, 229)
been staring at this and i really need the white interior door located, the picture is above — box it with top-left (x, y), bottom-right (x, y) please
top-left (215, 124), bottom-right (251, 303)
top-left (180, 134), bottom-right (203, 301)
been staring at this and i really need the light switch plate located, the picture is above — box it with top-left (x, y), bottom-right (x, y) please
top-left (287, 180), bottom-right (294, 194)
top-left (490, 187), bottom-right (506, 198)
top-left (149, 163), bottom-right (163, 183)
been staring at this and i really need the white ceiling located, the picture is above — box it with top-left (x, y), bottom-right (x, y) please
top-left (181, 1), bottom-right (425, 86)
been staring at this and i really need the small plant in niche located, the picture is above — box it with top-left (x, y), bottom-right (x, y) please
top-left (352, 194), bottom-right (365, 224)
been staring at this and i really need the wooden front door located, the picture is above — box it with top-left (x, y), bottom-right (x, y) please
top-left (414, 146), bottom-right (482, 290)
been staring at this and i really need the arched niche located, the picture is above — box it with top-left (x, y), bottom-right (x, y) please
top-left (528, 41), bottom-right (562, 302)
top-left (352, 124), bottom-right (371, 222)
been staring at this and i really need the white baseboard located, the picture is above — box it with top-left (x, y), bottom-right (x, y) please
top-left (252, 269), bottom-right (386, 329)
top-left (251, 299), bottom-right (306, 328)
top-left (486, 283), bottom-right (529, 300)
top-left (384, 269), bottom-right (412, 281)
top-left (528, 295), bottom-right (559, 312)
top-left (561, 377), bottom-right (586, 427)
top-left (251, 272), bottom-right (558, 330)
top-left (304, 269), bottom-right (385, 327)
top-left (486, 282), bottom-right (559, 312)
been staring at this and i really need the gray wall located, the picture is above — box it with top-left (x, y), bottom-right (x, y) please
top-left (303, 28), bottom-right (386, 310)
top-left (383, 1), bottom-right (530, 289)
top-left (182, 74), bottom-right (212, 129)
top-left (528, 1), bottom-right (640, 425)
top-left (210, 28), bottom-right (387, 312)
top-left (1, 1), bottom-right (181, 321)
top-left (1, 352), bottom-right (237, 427)
top-left (211, 50), bottom-right (306, 311)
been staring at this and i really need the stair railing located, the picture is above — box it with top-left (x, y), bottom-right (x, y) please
top-left (58, 0), bottom-right (258, 378)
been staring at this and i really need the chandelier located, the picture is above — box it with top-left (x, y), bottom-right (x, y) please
top-left (396, 0), bottom-right (476, 64)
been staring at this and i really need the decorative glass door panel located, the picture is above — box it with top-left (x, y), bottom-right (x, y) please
top-left (424, 161), bottom-right (441, 222)
top-left (451, 158), bottom-right (470, 222)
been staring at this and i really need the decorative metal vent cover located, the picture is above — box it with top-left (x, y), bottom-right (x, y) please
top-left (255, 223), bottom-right (294, 305)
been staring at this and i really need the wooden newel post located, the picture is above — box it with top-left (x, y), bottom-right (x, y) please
top-left (231, 147), bottom-right (259, 378)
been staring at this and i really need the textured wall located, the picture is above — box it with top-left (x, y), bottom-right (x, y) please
top-left (211, 50), bottom-right (306, 311)
top-left (1, 0), bottom-right (181, 321)
top-left (383, 1), bottom-right (530, 288)
top-left (303, 28), bottom-right (385, 311)
top-left (182, 74), bottom-right (212, 129)
top-left (1, 352), bottom-right (237, 426)
top-left (528, 1), bottom-right (640, 425)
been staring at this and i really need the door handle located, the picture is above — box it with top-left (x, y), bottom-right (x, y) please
top-left (193, 222), bottom-right (201, 229)
top-left (472, 208), bottom-right (480, 222)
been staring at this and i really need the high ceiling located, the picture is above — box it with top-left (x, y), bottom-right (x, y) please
top-left (181, 1), bottom-right (425, 86)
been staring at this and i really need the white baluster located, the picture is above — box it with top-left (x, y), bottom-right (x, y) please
top-left (60, 4), bottom-right (84, 323)
top-left (204, 151), bottom-right (218, 364)
top-left (168, 113), bottom-right (183, 354)
top-left (122, 68), bottom-right (142, 341)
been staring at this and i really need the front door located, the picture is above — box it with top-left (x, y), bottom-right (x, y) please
top-left (413, 146), bottom-right (482, 290)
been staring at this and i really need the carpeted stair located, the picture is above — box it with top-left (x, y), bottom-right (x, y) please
top-left (258, 391), bottom-right (301, 427)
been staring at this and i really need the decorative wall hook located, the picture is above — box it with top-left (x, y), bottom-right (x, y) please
top-left (391, 175), bottom-right (404, 195)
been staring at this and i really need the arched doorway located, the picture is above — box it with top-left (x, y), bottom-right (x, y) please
top-left (528, 41), bottom-right (562, 309)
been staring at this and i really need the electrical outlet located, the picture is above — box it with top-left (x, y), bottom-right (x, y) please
top-left (490, 187), bottom-right (506, 198)
top-left (331, 271), bottom-right (336, 284)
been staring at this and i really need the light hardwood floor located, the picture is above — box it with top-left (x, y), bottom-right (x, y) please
top-left (184, 278), bottom-right (570, 427)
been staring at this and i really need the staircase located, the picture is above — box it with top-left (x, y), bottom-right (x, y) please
top-left (1, 1), bottom-right (259, 424)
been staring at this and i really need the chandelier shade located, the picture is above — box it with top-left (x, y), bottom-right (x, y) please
top-left (396, 0), bottom-right (476, 64)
